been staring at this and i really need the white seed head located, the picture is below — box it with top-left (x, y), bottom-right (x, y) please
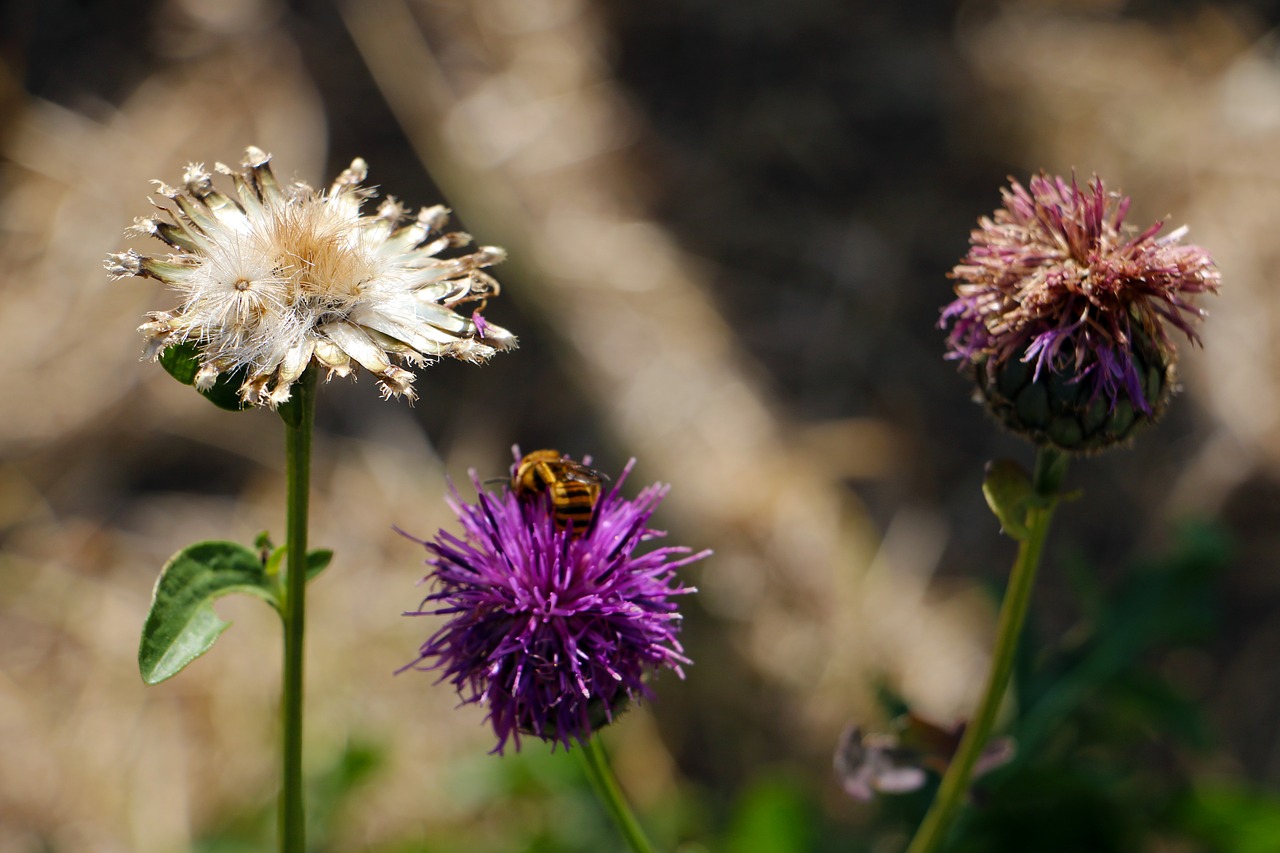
top-left (107, 146), bottom-right (517, 406)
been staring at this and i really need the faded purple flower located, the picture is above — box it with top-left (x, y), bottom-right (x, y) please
top-left (942, 173), bottom-right (1220, 451)
top-left (402, 454), bottom-right (707, 754)
top-left (834, 726), bottom-right (928, 801)
top-left (834, 715), bottom-right (1016, 802)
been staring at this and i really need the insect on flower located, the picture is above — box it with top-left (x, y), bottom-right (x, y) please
top-left (402, 450), bottom-right (708, 753)
top-left (510, 449), bottom-right (608, 538)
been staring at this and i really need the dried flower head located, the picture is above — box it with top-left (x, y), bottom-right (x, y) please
top-left (834, 714), bottom-right (1015, 802)
top-left (833, 726), bottom-right (928, 802)
top-left (402, 452), bottom-right (708, 754)
top-left (942, 173), bottom-right (1220, 452)
top-left (106, 146), bottom-right (516, 406)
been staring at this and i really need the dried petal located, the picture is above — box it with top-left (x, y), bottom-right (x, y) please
top-left (942, 173), bottom-right (1220, 451)
top-left (108, 147), bottom-right (518, 407)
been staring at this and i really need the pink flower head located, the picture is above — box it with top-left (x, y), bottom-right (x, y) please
top-left (942, 173), bottom-right (1220, 449)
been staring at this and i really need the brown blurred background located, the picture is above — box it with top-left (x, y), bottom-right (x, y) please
top-left (2, 0), bottom-right (1280, 849)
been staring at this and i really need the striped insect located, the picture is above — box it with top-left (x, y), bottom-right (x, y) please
top-left (511, 449), bottom-right (607, 538)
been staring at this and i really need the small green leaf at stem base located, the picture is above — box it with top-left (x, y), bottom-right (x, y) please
top-left (158, 342), bottom-right (247, 412)
top-left (306, 549), bottom-right (333, 582)
top-left (262, 544), bottom-right (331, 584)
top-left (983, 459), bottom-right (1033, 540)
top-left (138, 541), bottom-right (280, 685)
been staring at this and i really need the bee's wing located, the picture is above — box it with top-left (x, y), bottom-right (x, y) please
top-left (560, 460), bottom-right (609, 485)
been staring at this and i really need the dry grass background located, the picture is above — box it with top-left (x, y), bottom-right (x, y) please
top-left (2, 0), bottom-right (1280, 850)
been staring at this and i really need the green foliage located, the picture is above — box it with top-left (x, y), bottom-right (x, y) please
top-left (724, 777), bottom-right (817, 853)
top-left (138, 540), bottom-right (334, 684)
top-left (277, 387), bottom-right (305, 428)
top-left (1178, 784), bottom-right (1280, 853)
top-left (190, 740), bottom-right (387, 853)
top-left (181, 523), bottom-right (1262, 853)
top-left (306, 548), bottom-right (334, 581)
top-left (158, 342), bottom-right (247, 412)
top-left (982, 460), bottom-right (1034, 540)
top-left (944, 522), bottom-right (1233, 851)
top-left (138, 541), bottom-right (277, 685)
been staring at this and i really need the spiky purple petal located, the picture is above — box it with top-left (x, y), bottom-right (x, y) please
top-left (402, 458), bottom-right (707, 754)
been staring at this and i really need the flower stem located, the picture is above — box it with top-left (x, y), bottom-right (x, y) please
top-left (905, 446), bottom-right (1067, 853)
top-left (280, 368), bottom-right (317, 853)
top-left (578, 735), bottom-right (657, 853)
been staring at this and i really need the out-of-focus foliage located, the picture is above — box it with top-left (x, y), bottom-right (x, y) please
top-left (1179, 785), bottom-right (1280, 853)
top-left (954, 523), bottom-right (1232, 852)
top-left (187, 523), bottom-right (1245, 852)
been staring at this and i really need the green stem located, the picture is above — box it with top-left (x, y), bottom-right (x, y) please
top-left (578, 735), bottom-right (657, 853)
top-left (906, 446), bottom-right (1067, 853)
top-left (280, 368), bottom-right (317, 853)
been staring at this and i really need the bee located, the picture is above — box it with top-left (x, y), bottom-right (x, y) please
top-left (511, 449), bottom-right (607, 537)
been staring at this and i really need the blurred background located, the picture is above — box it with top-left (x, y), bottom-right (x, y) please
top-left (2, 0), bottom-right (1280, 850)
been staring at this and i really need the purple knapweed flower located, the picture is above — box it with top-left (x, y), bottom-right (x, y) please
top-left (942, 173), bottom-right (1220, 452)
top-left (402, 453), bottom-right (707, 754)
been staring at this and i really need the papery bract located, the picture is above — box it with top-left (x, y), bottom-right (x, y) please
top-left (107, 146), bottom-right (515, 407)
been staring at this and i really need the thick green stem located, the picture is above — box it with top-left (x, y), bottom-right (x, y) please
top-left (578, 736), bottom-right (657, 853)
top-left (906, 447), bottom-right (1067, 853)
top-left (280, 369), bottom-right (317, 853)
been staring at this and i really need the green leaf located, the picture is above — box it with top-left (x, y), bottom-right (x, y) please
top-left (262, 545), bottom-right (330, 582)
top-left (264, 544), bottom-right (287, 579)
top-left (158, 341), bottom-right (202, 385)
top-left (139, 541), bottom-right (280, 685)
top-left (306, 549), bottom-right (334, 582)
top-left (254, 531), bottom-right (275, 553)
top-left (277, 391), bottom-right (303, 429)
top-left (1180, 784), bottom-right (1280, 853)
top-left (983, 459), bottom-right (1033, 540)
top-left (157, 342), bottom-right (247, 412)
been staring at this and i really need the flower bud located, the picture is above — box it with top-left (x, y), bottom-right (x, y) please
top-left (974, 318), bottom-right (1173, 452)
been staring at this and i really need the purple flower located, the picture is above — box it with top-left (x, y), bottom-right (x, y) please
top-left (942, 173), bottom-right (1220, 451)
top-left (402, 454), bottom-right (707, 754)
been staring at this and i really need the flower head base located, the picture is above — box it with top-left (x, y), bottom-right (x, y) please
top-left (106, 146), bottom-right (516, 407)
top-left (403, 452), bottom-right (707, 754)
top-left (942, 173), bottom-right (1220, 452)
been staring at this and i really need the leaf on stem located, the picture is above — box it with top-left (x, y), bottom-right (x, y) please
top-left (158, 342), bottom-right (247, 412)
top-left (306, 549), bottom-right (334, 582)
top-left (276, 390), bottom-right (304, 428)
top-left (983, 459), bottom-right (1033, 540)
top-left (138, 541), bottom-right (279, 685)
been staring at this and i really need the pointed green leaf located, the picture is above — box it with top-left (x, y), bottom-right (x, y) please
top-left (157, 342), bottom-right (247, 412)
top-left (983, 459), bottom-right (1033, 540)
top-left (158, 341), bottom-right (202, 385)
top-left (277, 391), bottom-right (304, 428)
top-left (197, 368), bottom-right (249, 412)
top-left (306, 549), bottom-right (334, 582)
top-left (265, 544), bottom-right (287, 579)
top-left (139, 541), bottom-right (280, 685)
